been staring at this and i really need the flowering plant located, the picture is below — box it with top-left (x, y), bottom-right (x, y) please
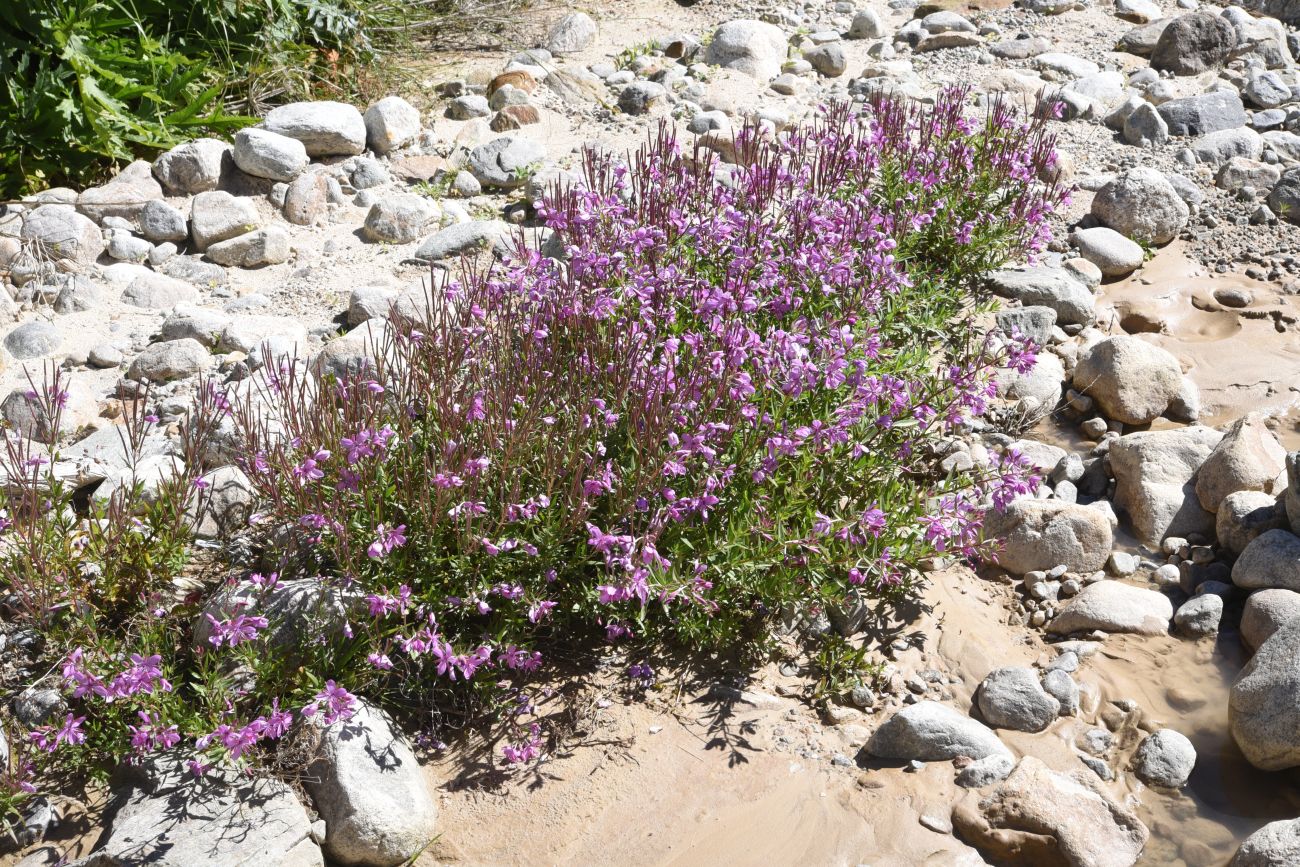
top-left (0, 88), bottom-right (1064, 785)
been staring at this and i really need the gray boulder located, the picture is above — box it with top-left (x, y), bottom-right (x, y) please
top-left (951, 757), bottom-right (1148, 867)
top-left (985, 499), bottom-right (1113, 575)
top-left (128, 338), bottom-right (210, 382)
top-left (1233, 529), bottom-right (1300, 592)
top-left (232, 128), bottom-right (309, 182)
top-left (448, 95), bottom-right (491, 120)
top-left (138, 200), bottom-right (188, 243)
top-left (1191, 128), bottom-right (1262, 167)
top-left (1231, 819), bottom-right (1300, 866)
top-left (362, 196), bottom-right (440, 244)
top-left (1133, 729), bottom-right (1196, 787)
top-left (996, 306), bottom-right (1057, 346)
top-left (87, 754), bottom-right (321, 867)
top-left (1267, 167), bottom-right (1300, 225)
top-left (414, 220), bottom-right (510, 261)
top-left (190, 191), bottom-right (261, 252)
top-left (996, 351), bottom-right (1065, 411)
top-left (985, 266), bottom-right (1094, 325)
top-left (545, 12), bottom-right (597, 53)
top-left (467, 137), bottom-right (547, 189)
top-left (1195, 414), bottom-right (1286, 512)
top-left (305, 699), bottom-right (439, 866)
top-left (866, 701), bottom-right (1009, 761)
top-left (1242, 589), bottom-right (1300, 650)
top-left (263, 101), bottom-right (367, 156)
top-left (77, 160), bottom-right (163, 222)
top-left (1090, 168), bottom-right (1189, 245)
top-left (21, 205), bottom-right (104, 265)
top-left (122, 272), bottom-right (201, 310)
top-left (1118, 19), bottom-right (1172, 56)
top-left (1230, 616), bottom-right (1300, 770)
top-left (152, 138), bottom-right (230, 195)
top-left (194, 577), bottom-right (362, 652)
top-left (804, 43), bottom-right (848, 77)
top-left (976, 667), bottom-right (1061, 733)
top-left (364, 96), bottom-right (422, 154)
top-left (1151, 12), bottom-right (1238, 74)
top-left (1073, 227), bottom-right (1144, 277)
top-left (1157, 91), bottom-right (1249, 137)
top-left (1072, 335), bottom-right (1184, 425)
top-left (1174, 593), bottom-right (1223, 638)
top-left (847, 9), bottom-right (884, 39)
top-left (618, 81), bottom-right (669, 116)
top-left (1123, 102), bottom-right (1169, 149)
top-left (187, 466), bottom-right (256, 540)
top-left (4, 321), bottom-right (61, 359)
top-left (1109, 426), bottom-right (1222, 548)
top-left (705, 20), bottom-right (789, 80)
top-left (1219, 491), bottom-right (1285, 556)
top-left (1048, 580), bottom-right (1173, 635)
top-left (205, 227), bottom-right (290, 268)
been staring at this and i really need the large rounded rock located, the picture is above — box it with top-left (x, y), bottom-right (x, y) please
top-left (1151, 11), bottom-right (1238, 74)
top-left (1109, 426), bottom-right (1222, 548)
top-left (1231, 819), bottom-right (1300, 866)
top-left (263, 101), bottom-right (366, 156)
top-left (205, 227), bottom-right (290, 268)
top-left (1072, 335), bottom-right (1184, 425)
top-left (705, 20), bottom-right (789, 80)
top-left (305, 698), bottom-right (438, 866)
top-left (1242, 588), bottom-right (1300, 650)
top-left (986, 266), bottom-right (1094, 326)
top-left (138, 200), bottom-right (189, 243)
top-left (951, 757), bottom-right (1149, 867)
top-left (866, 701), bottom-right (1009, 761)
top-left (190, 191), bottom-right (261, 252)
top-left (1174, 593), bottom-right (1223, 638)
top-left (985, 499), bottom-right (1113, 576)
top-left (361, 195), bottom-right (440, 244)
top-left (1230, 616), bottom-right (1300, 770)
top-left (1133, 729), bottom-right (1196, 787)
top-left (77, 160), bottom-right (163, 222)
top-left (232, 128), bottom-right (309, 182)
top-left (467, 136), bottom-right (547, 189)
top-left (1195, 414), bottom-right (1286, 512)
top-left (1157, 91), bottom-right (1250, 137)
top-left (127, 338), bottom-right (211, 382)
top-left (1091, 168), bottom-right (1189, 245)
top-left (545, 11), bottom-right (597, 53)
top-left (21, 205), bottom-right (104, 265)
top-left (996, 345), bottom-right (1065, 410)
top-left (1233, 529), bottom-right (1300, 592)
top-left (363, 96), bottom-right (422, 155)
top-left (976, 667), bottom-right (1061, 733)
top-left (1218, 490), bottom-right (1285, 556)
top-left (152, 138), bottom-right (230, 194)
top-left (4, 321), bottom-right (62, 359)
top-left (1267, 167), bottom-right (1300, 226)
top-left (1048, 580), bottom-right (1173, 636)
top-left (121, 272), bottom-right (201, 310)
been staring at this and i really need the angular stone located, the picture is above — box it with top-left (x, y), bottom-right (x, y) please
top-left (21, 206), bottom-right (104, 265)
top-left (362, 195), bottom-right (440, 244)
top-left (77, 160), bottom-right (163, 222)
top-left (1157, 91), bottom-right (1250, 137)
top-left (705, 19), bottom-right (788, 80)
top-left (205, 227), bottom-right (290, 268)
top-left (467, 137), bottom-right (547, 189)
top-left (976, 667), bottom-right (1061, 733)
top-left (1109, 426), bottom-right (1222, 548)
top-left (364, 96), bottom-right (422, 154)
top-left (1195, 414), bottom-right (1286, 512)
top-left (152, 138), bottom-right (230, 195)
top-left (1234, 529), bottom-right (1300, 592)
top-left (1151, 12), bottom-right (1238, 74)
top-left (545, 11), bottom-right (597, 54)
top-left (1231, 616), bottom-right (1300, 770)
top-left (190, 191), bottom-right (261, 252)
top-left (986, 266), bottom-right (1094, 326)
top-left (414, 220), bottom-right (510, 261)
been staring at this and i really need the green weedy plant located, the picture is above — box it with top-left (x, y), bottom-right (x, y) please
top-left (0, 90), bottom-right (1065, 791)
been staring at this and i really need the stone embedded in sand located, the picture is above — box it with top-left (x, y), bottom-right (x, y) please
top-left (984, 499), bottom-right (1113, 576)
top-left (1072, 335), bottom-right (1184, 425)
top-left (705, 19), bottom-right (789, 80)
top-left (1091, 167), bottom-right (1189, 245)
top-left (20, 205), bottom-right (105, 265)
top-left (467, 136), bottom-right (547, 189)
top-left (305, 698), bottom-right (438, 867)
top-left (847, 9), bottom-right (885, 39)
top-left (414, 220), bottom-right (510, 261)
top-left (1157, 91), bottom-right (1250, 137)
top-left (952, 756), bottom-right (1149, 867)
top-left (1122, 102), bottom-right (1169, 149)
top-left (867, 701), bottom-right (1009, 762)
top-left (3, 321), bottom-right (61, 360)
top-left (122, 272), bottom-right (201, 310)
top-left (976, 666), bottom-right (1061, 733)
top-left (362, 195), bottom-right (441, 244)
top-left (1174, 593), bottom-right (1223, 638)
top-left (1117, 19), bottom-right (1172, 56)
top-left (1109, 426), bottom-right (1222, 548)
top-left (1195, 414), bottom-right (1287, 512)
top-left (1267, 167), bottom-right (1300, 226)
top-left (127, 338), bottom-right (211, 383)
top-left (1048, 580), bottom-right (1173, 636)
top-left (205, 227), bottom-right (290, 268)
top-left (1231, 616), bottom-right (1300, 770)
top-left (77, 160), bottom-right (163, 222)
top-left (1072, 227), bottom-right (1144, 277)
top-left (1233, 529), bottom-right (1300, 592)
top-left (1231, 818), bottom-right (1300, 866)
top-left (1191, 128), bottom-right (1263, 167)
top-left (263, 100), bottom-right (366, 157)
top-left (1133, 729), bottom-right (1196, 787)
